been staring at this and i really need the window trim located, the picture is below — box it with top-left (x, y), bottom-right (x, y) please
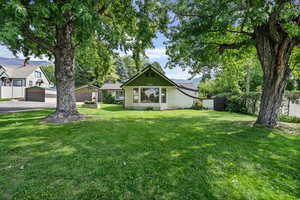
top-left (12, 79), bottom-right (24, 87)
top-left (133, 88), bottom-right (139, 103)
top-left (35, 71), bottom-right (42, 78)
top-left (161, 88), bottom-right (167, 103)
top-left (132, 87), bottom-right (167, 104)
top-left (140, 87), bottom-right (160, 103)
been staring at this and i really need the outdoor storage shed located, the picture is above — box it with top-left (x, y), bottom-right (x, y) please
top-left (75, 85), bottom-right (101, 102)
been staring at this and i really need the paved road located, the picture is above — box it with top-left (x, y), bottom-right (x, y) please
top-left (0, 101), bottom-right (56, 114)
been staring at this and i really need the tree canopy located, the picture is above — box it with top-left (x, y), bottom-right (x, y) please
top-left (165, 0), bottom-right (300, 127)
top-left (165, 0), bottom-right (299, 70)
top-left (0, 0), bottom-right (168, 122)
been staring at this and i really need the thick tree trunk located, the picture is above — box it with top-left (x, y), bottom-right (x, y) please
top-left (44, 23), bottom-right (84, 123)
top-left (254, 25), bottom-right (294, 127)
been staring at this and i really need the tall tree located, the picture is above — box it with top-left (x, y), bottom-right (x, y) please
top-left (115, 55), bottom-right (165, 82)
top-left (76, 41), bottom-right (118, 87)
top-left (165, 0), bottom-right (300, 127)
top-left (0, 0), bottom-right (167, 122)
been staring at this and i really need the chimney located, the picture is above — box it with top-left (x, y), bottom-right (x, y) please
top-left (23, 57), bottom-right (30, 66)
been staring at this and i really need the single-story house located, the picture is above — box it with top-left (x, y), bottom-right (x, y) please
top-left (75, 85), bottom-right (101, 102)
top-left (121, 65), bottom-right (199, 110)
top-left (75, 82), bottom-right (124, 103)
top-left (0, 64), bottom-right (52, 99)
top-left (100, 82), bottom-right (124, 101)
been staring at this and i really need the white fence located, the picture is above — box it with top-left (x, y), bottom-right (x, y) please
top-left (289, 103), bottom-right (300, 118)
top-left (0, 86), bottom-right (25, 98)
top-left (202, 97), bottom-right (300, 118)
top-left (203, 99), bottom-right (214, 109)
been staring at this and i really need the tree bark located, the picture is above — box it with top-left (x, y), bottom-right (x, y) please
top-left (254, 25), bottom-right (294, 127)
top-left (44, 23), bottom-right (84, 123)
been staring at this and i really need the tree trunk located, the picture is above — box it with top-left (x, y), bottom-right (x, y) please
top-left (254, 25), bottom-right (294, 127)
top-left (44, 23), bottom-right (84, 123)
top-left (245, 65), bottom-right (251, 93)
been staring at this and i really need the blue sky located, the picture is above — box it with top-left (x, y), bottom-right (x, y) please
top-left (0, 34), bottom-right (191, 79)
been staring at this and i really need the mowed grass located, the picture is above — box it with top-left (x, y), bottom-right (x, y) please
top-left (0, 105), bottom-right (299, 200)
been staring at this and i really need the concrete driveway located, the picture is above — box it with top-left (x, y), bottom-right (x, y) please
top-left (0, 100), bottom-right (56, 114)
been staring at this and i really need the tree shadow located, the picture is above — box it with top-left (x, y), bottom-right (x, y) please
top-left (0, 110), bottom-right (299, 199)
top-left (100, 104), bottom-right (125, 112)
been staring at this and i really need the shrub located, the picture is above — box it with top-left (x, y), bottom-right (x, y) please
top-left (225, 92), bottom-right (260, 114)
top-left (226, 95), bottom-right (248, 114)
top-left (279, 115), bottom-right (300, 123)
top-left (103, 91), bottom-right (116, 104)
top-left (84, 101), bottom-right (96, 105)
top-left (192, 101), bottom-right (204, 110)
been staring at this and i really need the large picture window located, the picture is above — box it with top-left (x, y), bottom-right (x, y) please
top-left (161, 88), bottom-right (167, 103)
top-left (116, 90), bottom-right (124, 100)
top-left (12, 80), bottom-right (24, 87)
top-left (133, 88), bottom-right (139, 103)
top-left (141, 88), bottom-right (159, 103)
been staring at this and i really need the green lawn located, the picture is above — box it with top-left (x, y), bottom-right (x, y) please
top-left (0, 98), bottom-right (11, 102)
top-left (0, 105), bottom-right (299, 200)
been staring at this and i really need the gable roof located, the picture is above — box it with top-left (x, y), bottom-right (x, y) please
top-left (100, 82), bottom-right (122, 90)
top-left (75, 84), bottom-right (101, 91)
top-left (121, 65), bottom-right (199, 92)
top-left (121, 65), bottom-right (178, 87)
top-left (1, 64), bottom-right (41, 78)
top-left (172, 80), bottom-right (198, 91)
top-left (0, 64), bottom-right (51, 84)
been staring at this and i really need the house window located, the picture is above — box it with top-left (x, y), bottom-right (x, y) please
top-left (141, 88), bottom-right (159, 103)
top-left (29, 81), bottom-right (33, 86)
top-left (116, 90), bottom-right (124, 100)
top-left (12, 80), bottom-right (24, 87)
top-left (133, 88), bottom-right (139, 103)
top-left (161, 88), bottom-right (167, 103)
top-left (35, 71), bottom-right (41, 78)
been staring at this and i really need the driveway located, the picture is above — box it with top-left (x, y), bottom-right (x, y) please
top-left (0, 100), bottom-right (56, 114)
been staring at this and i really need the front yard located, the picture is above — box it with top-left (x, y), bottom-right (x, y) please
top-left (0, 105), bottom-right (299, 200)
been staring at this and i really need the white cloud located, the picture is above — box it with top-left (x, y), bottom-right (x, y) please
top-left (145, 48), bottom-right (167, 59)
top-left (0, 45), bottom-right (49, 61)
top-left (165, 68), bottom-right (191, 79)
top-left (116, 48), bottom-right (167, 60)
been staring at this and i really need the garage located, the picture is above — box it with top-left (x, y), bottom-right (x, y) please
top-left (75, 85), bottom-right (101, 102)
top-left (25, 86), bottom-right (45, 102)
top-left (25, 86), bottom-right (57, 103)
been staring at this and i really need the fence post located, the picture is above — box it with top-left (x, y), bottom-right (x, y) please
top-left (288, 98), bottom-right (290, 116)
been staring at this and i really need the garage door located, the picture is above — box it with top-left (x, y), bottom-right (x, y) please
top-left (25, 86), bottom-right (45, 102)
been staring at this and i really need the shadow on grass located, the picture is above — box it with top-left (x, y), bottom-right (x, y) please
top-left (100, 104), bottom-right (125, 112)
top-left (0, 109), bottom-right (299, 199)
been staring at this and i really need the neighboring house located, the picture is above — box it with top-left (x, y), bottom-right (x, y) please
top-left (75, 85), bottom-right (101, 102)
top-left (121, 65), bottom-right (199, 110)
top-left (75, 83), bottom-right (124, 103)
top-left (0, 64), bottom-right (51, 99)
top-left (100, 82), bottom-right (124, 101)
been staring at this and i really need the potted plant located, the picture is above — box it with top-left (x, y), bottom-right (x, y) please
top-left (82, 100), bottom-right (100, 109)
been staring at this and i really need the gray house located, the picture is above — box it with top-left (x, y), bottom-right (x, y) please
top-left (100, 82), bottom-right (124, 101)
top-left (74, 82), bottom-right (124, 103)
top-left (0, 64), bottom-right (51, 99)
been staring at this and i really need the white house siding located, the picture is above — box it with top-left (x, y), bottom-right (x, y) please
top-left (26, 68), bottom-right (50, 88)
top-left (167, 88), bottom-right (196, 109)
top-left (123, 86), bottom-right (196, 110)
